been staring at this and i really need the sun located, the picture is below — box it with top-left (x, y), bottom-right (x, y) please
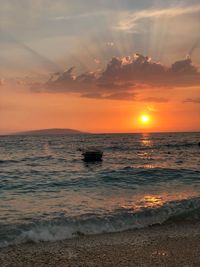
top-left (140, 114), bottom-right (150, 124)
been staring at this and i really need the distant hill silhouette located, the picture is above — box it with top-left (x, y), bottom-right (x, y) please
top-left (14, 128), bottom-right (87, 135)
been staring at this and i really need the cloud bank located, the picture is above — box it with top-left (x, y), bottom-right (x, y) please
top-left (31, 53), bottom-right (200, 101)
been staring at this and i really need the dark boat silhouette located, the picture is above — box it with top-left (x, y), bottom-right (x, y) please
top-left (79, 147), bottom-right (103, 162)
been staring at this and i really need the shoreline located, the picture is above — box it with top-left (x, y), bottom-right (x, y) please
top-left (1, 221), bottom-right (200, 266)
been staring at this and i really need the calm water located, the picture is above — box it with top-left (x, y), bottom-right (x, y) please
top-left (0, 132), bottom-right (200, 247)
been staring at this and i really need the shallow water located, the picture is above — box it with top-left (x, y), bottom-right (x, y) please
top-left (0, 132), bottom-right (200, 247)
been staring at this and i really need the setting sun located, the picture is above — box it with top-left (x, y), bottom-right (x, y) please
top-left (140, 114), bottom-right (150, 124)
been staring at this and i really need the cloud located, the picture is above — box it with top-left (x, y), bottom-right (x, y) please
top-left (0, 79), bottom-right (4, 86)
top-left (183, 98), bottom-right (200, 104)
top-left (31, 53), bottom-right (200, 101)
top-left (96, 54), bottom-right (200, 88)
top-left (51, 11), bottom-right (109, 21)
top-left (139, 97), bottom-right (168, 103)
top-left (147, 105), bottom-right (158, 112)
top-left (81, 92), bottom-right (136, 101)
top-left (116, 4), bottom-right (200, 31)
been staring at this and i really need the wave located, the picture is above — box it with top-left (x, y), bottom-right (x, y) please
top-left (98, 167), bottom-right (199, 187)
top-left (1, 196), bottom-right (200, 248)
top-left (106, 141), bottom-right (199, 151)
top-left (0, 167), bottom-right (199, 192)
top-left (0, 159), bottom-right (19, 164)
top-left (0, 155), bottom-right (68, 165)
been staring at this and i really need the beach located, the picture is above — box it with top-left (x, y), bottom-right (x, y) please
top-left (1, 221), bottom-right (200, 267)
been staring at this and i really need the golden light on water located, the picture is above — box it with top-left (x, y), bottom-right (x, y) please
top-left (119, 192), bottom-right (200, 211)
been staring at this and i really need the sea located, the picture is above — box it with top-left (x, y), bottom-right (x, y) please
top-left (0, 132), bottom-right (200, 248)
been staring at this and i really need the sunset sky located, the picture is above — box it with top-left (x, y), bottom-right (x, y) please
top-left (0, 0), bottom-right (200, 134)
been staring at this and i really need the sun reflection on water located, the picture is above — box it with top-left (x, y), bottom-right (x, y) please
top-left (140, 133), bottom-right (153, 147)
top-left (140, 195), bottom-right (164, 208)
top-left (120, 191), bottom-right (199, 211)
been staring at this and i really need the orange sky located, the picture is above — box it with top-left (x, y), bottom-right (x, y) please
top-left (1, 86), bottom-right (200, 134)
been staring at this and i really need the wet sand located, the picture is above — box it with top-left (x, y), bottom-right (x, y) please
top-left (1, 222), bottom-right (200, 267)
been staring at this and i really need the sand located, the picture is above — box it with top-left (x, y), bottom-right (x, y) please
top-left (1, 222), bottom-right (200, 267)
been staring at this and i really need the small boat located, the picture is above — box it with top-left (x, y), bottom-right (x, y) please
top-left (79, 147), bottom-right (103, 162)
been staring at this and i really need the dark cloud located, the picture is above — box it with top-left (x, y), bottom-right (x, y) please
top-left (81, 91), bottom-right (136, 101)
top-left (99, 55), bottom-right (199, 87)
top-left (183, 98), bottom-right (200, 104)
top-left (31, 53), bottom-right (200, 100)
top-left (139, 97), bottom-right (168, 103)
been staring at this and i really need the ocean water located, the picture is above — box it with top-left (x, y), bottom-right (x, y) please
top-left (0, 132), bottom-right (200, 247)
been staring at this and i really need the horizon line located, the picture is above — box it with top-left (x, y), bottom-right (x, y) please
top-left (0, 128), bottom-right (200, 136)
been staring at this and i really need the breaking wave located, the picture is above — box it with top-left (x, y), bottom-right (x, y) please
top-left (1, 196), bottom-right (200, 248)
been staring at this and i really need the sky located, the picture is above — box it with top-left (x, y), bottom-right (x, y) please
top-left (0, 0), bottom-right (200, 134)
